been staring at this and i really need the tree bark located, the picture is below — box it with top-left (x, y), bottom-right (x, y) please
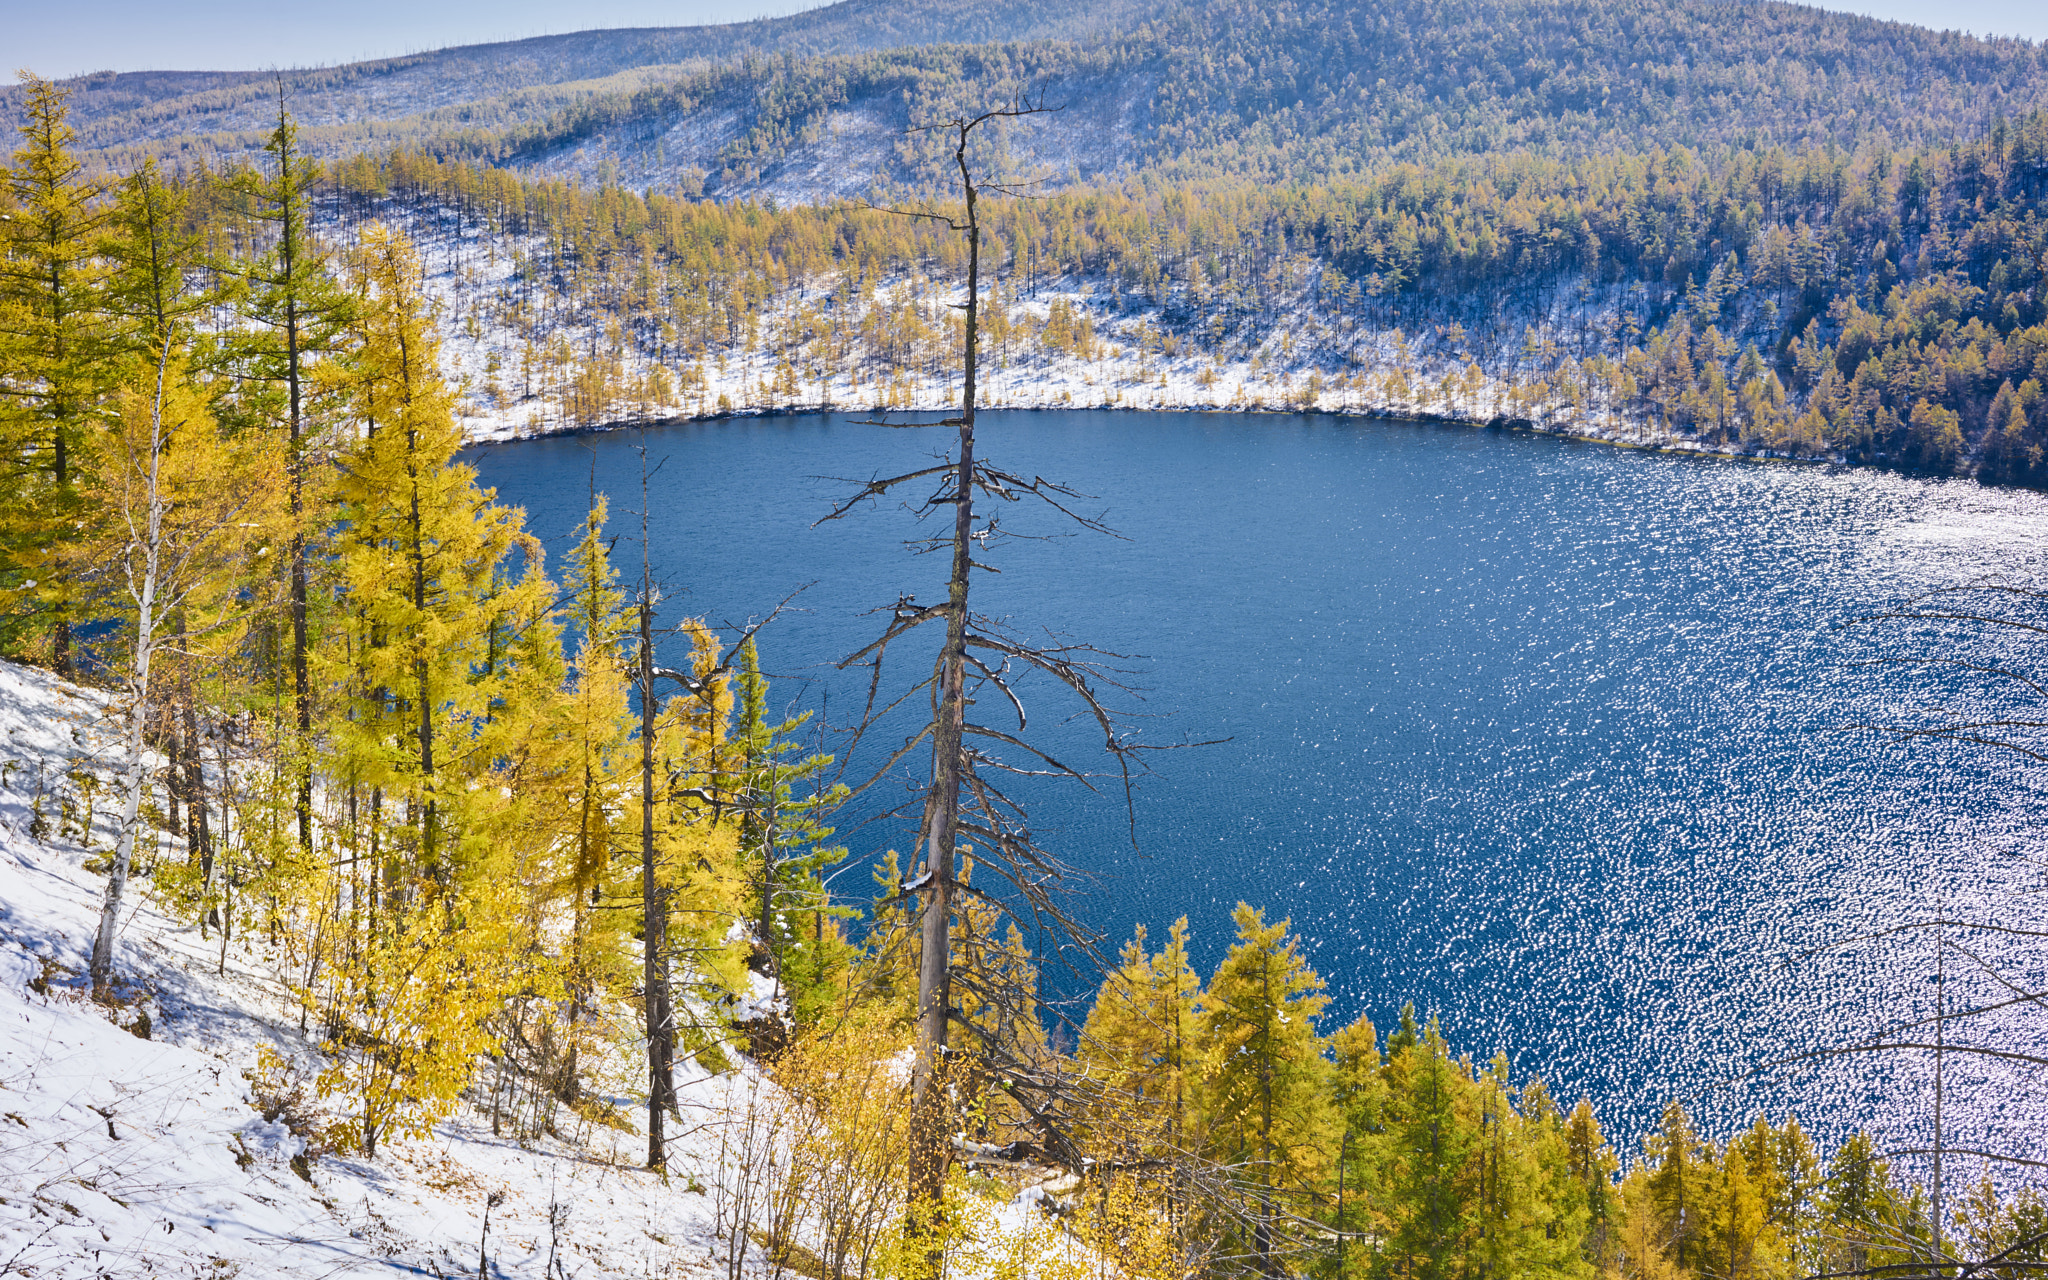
top-left (639, 592), bottom-right (674, 1171)
top-left (908, 125), bottom-right (984, 1220)
top-left (264, 84), bottom-right (315, 858)
top-left (90, 346), bottom-right (170, 1000)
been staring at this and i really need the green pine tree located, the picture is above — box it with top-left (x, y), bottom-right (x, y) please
top-left (1564, 1098), bottom-right (1620, 1268)
top-left (225, 92), bottom-right (354, 855)
top-left (1328, 1012), bottom-right (1390, 1280)
top-left (1199, 903), bottom-right (1337, 1275)
top-left (1381, 1018), bottom-right (1480, 1280)
top-left (1646, 1100), bottom-right (1712, 1276)
top-left (728, 633), bottom-right (852, 1028)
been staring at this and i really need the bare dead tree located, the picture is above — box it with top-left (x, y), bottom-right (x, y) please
top-left (634, 526), bottom-right (676, 1172)
top-left (628, 437), bottom-right (802, 1171)
top-left (818, 94), bottom-right (1164, 1232)
top-left (812, 99), bottom-right (1271, 1272)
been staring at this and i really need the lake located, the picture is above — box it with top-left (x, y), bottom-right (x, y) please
top-left (468, 409), bottom-right (2048, 1164)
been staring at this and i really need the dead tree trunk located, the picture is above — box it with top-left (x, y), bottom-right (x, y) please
top-left (639, 587), bottom-right (674, 1172)
top-left (906, 130), bottom-right (986, 1217)
top-left (820, 100), bottom-right (1168, 1250)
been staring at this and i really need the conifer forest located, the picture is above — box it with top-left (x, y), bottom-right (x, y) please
top-left (2, 0), bottom-right (2047, 1277)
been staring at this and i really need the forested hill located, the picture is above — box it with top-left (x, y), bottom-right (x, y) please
top-left (17, 0), bottom-right (2048, 200)
top-left (494, 0), bottom-right (2048, 198)
top-left (0, 0), bottom-right (1125, 169)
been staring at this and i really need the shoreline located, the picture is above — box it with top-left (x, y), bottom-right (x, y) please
top-left (463, 397), bottom-right (1886, 478)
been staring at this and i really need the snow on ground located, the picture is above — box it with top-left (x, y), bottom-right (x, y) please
top-left (0, 658), bottom-right (799, 1279)
top-left (344, 199), bottom-right (1810, 470)
top-left (0, 655), bottom-right (1086, 1279)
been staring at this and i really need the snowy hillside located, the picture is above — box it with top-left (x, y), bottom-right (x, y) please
top-left (5, 0), bottom-right (1127, 167)
top-left (0, 655), bottom-right (1088, 1279)
top-left (0, 659), bottom-right (731, 1278)
top-left (0, 661), bottom-right (774, 1277)
top-left (371, 201), bottom-right (1776, 466)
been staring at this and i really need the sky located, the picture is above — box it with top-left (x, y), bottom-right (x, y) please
top-left (3, 0), bottom-right (2043, 80)
top-left (4, 1), bottom-right (825, 79)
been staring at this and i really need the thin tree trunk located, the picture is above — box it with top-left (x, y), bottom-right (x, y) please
top-left (91, 346), bottom-right (171, 1000)
top-left (408, 450), bottom-right (437, 878)
top-left (180, 670), bottom-right (214, 919)
top-left (49, 202), bottom-right (74, 679)
top-left (639, 591), bottom-right (674, 1171)
top-left (267, 84), bottom-right (315, 858)
top-left (756, 782), bottom-right (779, 981)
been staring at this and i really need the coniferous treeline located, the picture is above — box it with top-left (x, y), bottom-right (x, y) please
top-left (0, 0), bottom-right (1108, 165)
top-left (464, 0), bottom-right (2048, 193)
top-left (0, 74), bottom-right (856, 1162)
top-left (1051, 906), bottom-right (2048, 1280)
top-left (312, 114), bottom-right (2048, 480)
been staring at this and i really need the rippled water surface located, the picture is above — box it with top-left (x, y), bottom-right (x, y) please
top-left (470, 410), bottom-right (2048, 1161)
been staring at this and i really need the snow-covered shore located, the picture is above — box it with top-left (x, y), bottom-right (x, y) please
top-left (0, 649), bottom-right (1092, 1278)
top-left (353, 202), bottom-right (1838, 469)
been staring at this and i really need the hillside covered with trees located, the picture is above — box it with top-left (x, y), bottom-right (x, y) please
top-left (4, 0), bottom-right (2048, 1274)
top-left (9, 0), bottom-right (2048, 477)
top-left (302, 112), bottom-right (2048, 482)
top-left (9, 0), bottom-right (2047, 199)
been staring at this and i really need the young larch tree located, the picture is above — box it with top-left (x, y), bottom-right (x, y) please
top-left (0, 72), bottom-right (115, 675)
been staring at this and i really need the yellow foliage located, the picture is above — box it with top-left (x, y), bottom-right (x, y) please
top-left (658, 619), bottom-right (751, 1016)
top-left (1615, 1165), bottom-right (1688, 1280)
top-left (774, 1012), bottom-right (914, 1280)
top-left (1064, 1171), bottom-right (1204, 1280)
top-left (316, 877), bottom-right (537, 1156)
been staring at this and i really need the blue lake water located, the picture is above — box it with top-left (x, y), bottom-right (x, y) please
top-left (468, 409), bottom-right (2048, 1164)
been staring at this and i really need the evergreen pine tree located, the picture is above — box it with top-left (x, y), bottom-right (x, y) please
top-left (556, 494), bottom-right (636, 1010)
top-left (1387, 1000), bottom-right (1422, 1057)
top-left (316, 221), bottom-right (562, 1155)
top-left (728, 634), bottom-right (850, 1025)
top-left (1564, 1098), bottom-right (1620, 1267)
top-left (1646, 1100), bottom-right (1712, 1276)
top-left (1083, 917), bottom-right (1206, 1163)
top-left (1820, 1132), bottom-right (1921, 1279)
top-left (228, 90), bottom-right (354, 855)
top-left (1705, 1139), bottom-right (1779, 1280)
top-left (327, 221), bottom-right (555, 885)
top-left (1328, 1012), bottom-right (1389, 1280)
top-left (1468, 1068), bottom-right (1592, 1280)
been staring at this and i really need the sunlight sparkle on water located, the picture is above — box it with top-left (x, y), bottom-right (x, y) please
top-left (472, 410), bottom-right (2048, 1164)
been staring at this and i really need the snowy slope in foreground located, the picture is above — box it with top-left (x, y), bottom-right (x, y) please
top-left (0, 658), bottom-right (780, 1280)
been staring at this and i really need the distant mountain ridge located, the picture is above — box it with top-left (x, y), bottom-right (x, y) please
top-left (1, 0), bottom-right (1124, 148)
top-left (10, 0), bottom-right (2047, 202)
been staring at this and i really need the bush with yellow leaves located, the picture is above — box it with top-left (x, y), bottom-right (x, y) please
top-left (316, 878), bottom-right (539, 1158)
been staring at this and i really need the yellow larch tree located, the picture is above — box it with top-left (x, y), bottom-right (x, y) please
top-left (315, 220), bottom-right (561, 1156)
